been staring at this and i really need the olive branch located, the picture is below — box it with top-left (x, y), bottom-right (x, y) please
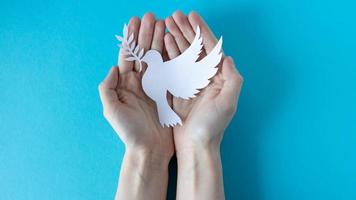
top-left (115, 24), bottom-right (145, 71)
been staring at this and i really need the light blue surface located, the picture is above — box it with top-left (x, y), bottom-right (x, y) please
top-left (1, 0), bottom-right (356, 199)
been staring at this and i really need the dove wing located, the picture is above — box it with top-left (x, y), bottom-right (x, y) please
top-left (176, 26), bottom-right (204, 64)
top-left (165, 27), bottom-right (223, 100)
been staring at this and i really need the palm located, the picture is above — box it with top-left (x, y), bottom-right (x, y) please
top-left (163, 12), bottom-right (242, 149)
top-left (109, 71), bottom-right (172, 150)
top-left (99, 15), bottom-right (174, 156)
top-left (173, 62), bottom-right (236, 146)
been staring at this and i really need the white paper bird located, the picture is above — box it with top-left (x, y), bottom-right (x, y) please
top-left (116, 24), bottom-right (223, 127)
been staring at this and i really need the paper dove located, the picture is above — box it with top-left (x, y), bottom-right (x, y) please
top-left (116, 24), bottom-right (223, 127)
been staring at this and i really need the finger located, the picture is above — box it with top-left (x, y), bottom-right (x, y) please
top-left (219, 57), bottom-right (243, 101)
top-left (119, 17), bottom-right (140, 74)
top-left (151, 20), bottom-right (165, 53)
top-left (162, 46), bottom-right (169, 61)
top-left (164, 33), bottom-right (180, 59)
top-left (165, 16), bottom-right (190, 52)
top-left (136, 13), bottom-right (155, 72)
top-left (172, 10), bottom-right (195, 43)
top-left (98, 67), bottom-right (121, 108)
top-left (188, 11), bottom-right (218, 53)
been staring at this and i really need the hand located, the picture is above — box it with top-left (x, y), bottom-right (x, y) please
top-left (99, 13), bottom-right (174, 160)
top-left (163, 11), bottom-right (243, 200)
top-left (164, 11), bottom-right (243, 152)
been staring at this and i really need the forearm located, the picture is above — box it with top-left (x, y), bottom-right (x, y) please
top-left (115, 149), bottom-right (171, 200)
top-left (176, 143), bottom-right (225, 200)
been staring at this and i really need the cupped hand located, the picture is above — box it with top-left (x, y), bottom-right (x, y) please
top-left (164, 11), bottom-right (243, 151)
top-left (99, 13), bottom-right (174, 158)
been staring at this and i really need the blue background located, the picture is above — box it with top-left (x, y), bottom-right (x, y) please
top-left (1, 0), bottom-right (355, 199)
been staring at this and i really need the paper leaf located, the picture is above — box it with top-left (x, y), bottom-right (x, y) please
top-left (130, 41), bottom-right (136, 50)
top-left (125, 57), bottom-right (136, 61)
top-left (138, 49), bottom-right (144, 59)
top-left (128, 34), bottom-right (134, 44)
top-left (123, 24), bottom-right (128, 38)
top-left (115, 35), bottom-right (123, 42)
top-left (134, 46), bottom-right (139, 54)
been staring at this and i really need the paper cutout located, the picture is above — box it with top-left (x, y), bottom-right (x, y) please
top-left (116, 24), bottom-right (223, 127)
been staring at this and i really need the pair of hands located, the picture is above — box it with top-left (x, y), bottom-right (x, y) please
top-left (99, 11), bottom-right (243, 163)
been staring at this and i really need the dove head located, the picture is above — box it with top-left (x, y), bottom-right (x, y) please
top-left (141, 50), bottom-right (163, 68)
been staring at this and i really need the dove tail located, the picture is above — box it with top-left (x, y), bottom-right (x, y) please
top-left (156, 98), bottom-right (182, 127)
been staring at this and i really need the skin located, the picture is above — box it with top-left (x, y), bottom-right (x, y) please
top-left (99, 13), bottom-right (174, 200)
top-left (99, 11), bottom-right (243, 200)
top-left (165, 11), bottom-right (243, 200)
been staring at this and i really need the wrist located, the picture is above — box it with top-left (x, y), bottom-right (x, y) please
top-left (176, 142), bottom-right (221, 165)
top-left (174, 131), bottom-right (222, 160)
top-left (124, 147), bottom-right (172, 171)
top-left (174, 141), bottom-right (225, 200)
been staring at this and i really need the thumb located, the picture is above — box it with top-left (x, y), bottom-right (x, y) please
top-left (98, 66), bottom-right (120, 109)
top-left (219, 56), bottom-right (243, 103)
